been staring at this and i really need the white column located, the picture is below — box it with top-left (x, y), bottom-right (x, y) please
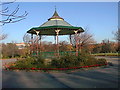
top-left (34, 30), bottom-right (40, 56)
top-left (74, 30), bottom-right (78, 56)
top-left (31, 34), bottom-right (33, 54)
top-left (55, 30), bottom-right (60, 56)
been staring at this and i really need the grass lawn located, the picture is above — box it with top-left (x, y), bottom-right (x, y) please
top-left (91, 53), bottom-right (119, 56)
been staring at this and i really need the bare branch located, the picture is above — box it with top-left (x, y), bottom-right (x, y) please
top-left (0, 1), bottom-right (28, 41)
top-left (70, 28), bottom-right (95, 52)
top-left (0, 34), bottom-right (7, 40)
top-left (0, 7), bottom-right (9, 13)
top-left (114, 29), bottom-right (120, 42)
top-left (0, 0), bottom-right (16, 5)
top-left (0, 1), bottom-right (28, 25)
top-left (2, 18), bottom-right (26, 25)
top-left (80, 35), bottom-right (93, 46)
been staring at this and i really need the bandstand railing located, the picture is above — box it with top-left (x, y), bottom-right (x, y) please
top-left (32, 51), bottom-right (76, 58)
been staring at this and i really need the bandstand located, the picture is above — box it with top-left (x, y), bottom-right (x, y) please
top-left (26, 9), bottom-right (84, 57)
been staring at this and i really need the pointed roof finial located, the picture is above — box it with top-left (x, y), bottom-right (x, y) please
top-left (53, 5), bottom-right (59, 17)
top-left (48, 6), bottom-right (64, 21)
top-left (55, 5), bottom-right (57, 11)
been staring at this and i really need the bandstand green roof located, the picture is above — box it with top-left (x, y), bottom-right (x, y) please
top-left (27, 10), bottom-right (84, 35)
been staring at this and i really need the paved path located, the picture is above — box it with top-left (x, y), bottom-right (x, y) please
top-left (1, 56), bottom-right (120, 88)
top-left (1, 58), bottom-right (17, 65)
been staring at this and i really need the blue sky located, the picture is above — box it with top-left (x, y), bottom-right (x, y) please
top-left (2, 2), bottom-right (118, 43)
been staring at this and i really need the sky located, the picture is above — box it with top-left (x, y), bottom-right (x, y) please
top-left (1, 2), bottom-right (118, 43)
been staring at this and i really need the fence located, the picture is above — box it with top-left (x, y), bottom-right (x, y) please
top-left (32, 51), bottom-right (76, 58)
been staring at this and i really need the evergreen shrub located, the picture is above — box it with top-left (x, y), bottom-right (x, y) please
top-left (8, 52), bottom-right (107, 71)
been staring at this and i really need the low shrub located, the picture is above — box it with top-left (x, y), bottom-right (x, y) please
top-left (9, 55), bottom-right (45, 69)
top-left (58, 53), bottom-right (78, 68)
top-left (13, 57), bottom-right (35, 68)
top-left (108, 62), bottom-right (114, 66)
top-left (8, 52), bottom-right (107, 71)
top-left (96, 58), bottom-right (107, 64)
top-left (51, 53), bottom-right (76, 68)
top-left (51, 58), bottom-right (60, 68)
top-left (51, 52), bottom-right (107, 68)
top-left (77, 52), bottom-right (98, 66)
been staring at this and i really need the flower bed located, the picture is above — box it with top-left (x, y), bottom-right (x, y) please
top-left (4, 63), bottom-right (108, 71)
top-left (3, 52), bottom-right (108, 72)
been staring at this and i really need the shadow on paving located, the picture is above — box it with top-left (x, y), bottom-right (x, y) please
top-left (2, 71), bottom-right (27, 88)
top-left (47, 64), bottom-right (119, 88)
top-left (2, 70), bottom-right (71, 88)
top-left (2, 67), bottom-right (119, 88)
top-left (64, 68), bottom-right (119, 88)
top-left (2, 56), bottom-right (119, 88)
top-left (23, 71), bottom-right (71, 88)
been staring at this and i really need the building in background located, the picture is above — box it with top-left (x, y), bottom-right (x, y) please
top-left (15, 43), bottom-right (26, 49)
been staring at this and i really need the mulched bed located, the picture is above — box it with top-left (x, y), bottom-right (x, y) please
top-left (3, 63), bottom-right (108, 72)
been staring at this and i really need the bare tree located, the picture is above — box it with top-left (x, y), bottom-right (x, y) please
top-left (113, 29), bottom-right (120, 52)
top-left (70, 28), bottom-right (95, 52)
top-left (2, 42), bottom-right (19, 58)
top-left (114, 29), bottom-right (120, 42)
top-left (0, 0), bottom-right (28, 25)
